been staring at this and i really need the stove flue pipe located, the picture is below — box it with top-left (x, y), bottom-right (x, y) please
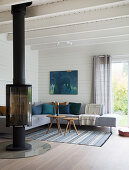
top-left (12, 2), bottom-right (32, 85)
top-left (6, 2), bottom-right (32, 151)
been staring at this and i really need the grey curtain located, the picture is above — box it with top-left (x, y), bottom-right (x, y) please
top-left (93, 55), bottom-right (112, 114)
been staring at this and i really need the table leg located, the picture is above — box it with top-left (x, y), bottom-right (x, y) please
top-left (57, 118), bottom-right (62, 135)
top-left (56, 118), bottom-right (60, 133)
top-left (72, 120), bottom-right (78, 135)
top-left (64, 121), bottom-right (69, 136)
top-left (69, 120), bottom-right (71, 133)
top-left (46, 118), bottom-right (54, 134)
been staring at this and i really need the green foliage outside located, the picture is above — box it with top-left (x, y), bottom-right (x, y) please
top-left (114, 86), bottom-right (128, 115)
top-left (113, 63), bottom-right (128, 116)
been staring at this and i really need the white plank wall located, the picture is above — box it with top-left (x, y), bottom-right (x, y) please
top-left (25, 46), bottom-right (39, 103)
top-left (38, 41), bottom-right (129, 104)
top-left (0, 34), bottom-right (38, 105)
top-left (38, 47), bottom-right (94, 104)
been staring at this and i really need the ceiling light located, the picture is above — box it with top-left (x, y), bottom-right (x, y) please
top-left (67, 41), bottom-right (72, 45)
top-left (57, 42), bottom-right (60, 46)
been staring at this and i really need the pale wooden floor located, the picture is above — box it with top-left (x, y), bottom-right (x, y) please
top-left (0, 127), bottom-right (128, 170)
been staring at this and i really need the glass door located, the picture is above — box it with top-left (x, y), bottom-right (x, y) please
top-left (112, 62), bottom-right (128, 127)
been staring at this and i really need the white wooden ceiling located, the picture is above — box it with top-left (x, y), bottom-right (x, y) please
top-left (1, 0), bottom-right (129, 51)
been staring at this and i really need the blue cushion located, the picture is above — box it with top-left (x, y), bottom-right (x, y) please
top-left (32, 105), bottom-right (42, 115)
top-left (42, 104), bottom-right (54, 114)
top-left (59, 104), bottom-right (70, 114)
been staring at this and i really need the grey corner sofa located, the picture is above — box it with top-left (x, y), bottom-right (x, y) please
top-left (57, 113), bottom-right (120, 133)
top-left (0, 103), bottom-right (120, 134)
top-left (52, 103), bottom-right (120, 133)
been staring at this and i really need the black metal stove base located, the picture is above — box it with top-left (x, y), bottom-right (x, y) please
top-left (6, 143), bottom-right (32, 151)
top-left (6, 127), bottom-right (32, 151)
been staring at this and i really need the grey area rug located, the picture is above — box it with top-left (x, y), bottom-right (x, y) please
top-left (27, 128), bottom-right (112, 147)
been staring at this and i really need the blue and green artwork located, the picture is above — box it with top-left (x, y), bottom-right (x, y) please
top-left (50, 70), bottom-right (78, 94)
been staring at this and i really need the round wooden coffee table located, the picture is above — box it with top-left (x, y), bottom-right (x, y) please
top-left (63, 117), bottom-right (79, 136)
top-left (46, 115), bottom-right (65, 134)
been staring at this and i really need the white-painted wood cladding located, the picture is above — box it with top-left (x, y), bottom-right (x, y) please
top-left (0, 34), bottom-right (38, 105)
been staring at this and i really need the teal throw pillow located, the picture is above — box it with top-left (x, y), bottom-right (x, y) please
top-left (42, 104), bottom-right (54, 115)
top-left (69, 102), bottom-right (81, 115)
top-left (32, 105), bottom-right (42, 115)
top-left (59, 104), bottom-right (70, 114)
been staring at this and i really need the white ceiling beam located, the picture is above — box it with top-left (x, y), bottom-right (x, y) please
top-left (25, 4), bottom-right (129, 30)
top-left (0, 0), bottom-right (38, 12)
top-left (7, 16), bottom-right (129, 41)
top-left (0, 0), bottom-right (63, 7)
top-left (0, 0), bottom-right (127, 23)
top-left (1, 1), bottom-right (129, 34)
top-left (31, 38), bottom-right (129, 51)
top-left (0, 0), bottom-right (35, 6)
top-left (0, 0), bottom-right (61, 12)
top-left (38, 42), bottom-right (129, 57)
top-left (30, 34), bottom-right (129, 50)
top-left (25, 26), bottom-right (129, 45)
top-left (0, 0), bottom-right (62, 22)
top-left (26, 0), bottom-right (126, 19)
top-left (0, 0), bottom-right (123, 8)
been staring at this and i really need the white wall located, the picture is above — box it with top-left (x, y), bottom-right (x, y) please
top-left (0, 34), bottom-right (38, 105)
top-left (38, 46), bottom-right (94, 104)
top-left (38, 41), bottom-right (129, 104)
top-left (25, 46), bottom-right (39, 102)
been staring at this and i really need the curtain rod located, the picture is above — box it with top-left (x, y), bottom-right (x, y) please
top-left (94, 55), bottom-right (110, 57)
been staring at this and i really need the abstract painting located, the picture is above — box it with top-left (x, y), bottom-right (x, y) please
top-left (50, 70), bottom-right (78, 94)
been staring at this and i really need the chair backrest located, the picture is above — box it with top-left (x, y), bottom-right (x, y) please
top-left (85, 104), bottom-right (103, 115)
top-left (0, 106), bottom-right (6, 116)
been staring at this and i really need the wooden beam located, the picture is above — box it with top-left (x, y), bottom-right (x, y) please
top-left (23, 4), bottom-right (129, 31)
top-left (1, 3), bottom-right (129, 35)
top-left (26, 0), bottom-right (129, 18)
top-left (1, 0), bottom-right (129, 34)
top-left (25, 27), bottom-right (129, 45)
top-left (0, 0), bottom-right (35, 6)
top-left (31, 34), bottom-right (129, 50)
top-left (0, 0), bottom-right (126, 23)
top-left (7, 16), bottom-right (129, 41)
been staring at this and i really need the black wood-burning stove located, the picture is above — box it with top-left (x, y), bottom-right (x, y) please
top-left (6, 2), bottom-right (32, 151)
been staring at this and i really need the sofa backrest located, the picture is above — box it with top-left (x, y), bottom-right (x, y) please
top-left (33, 102), bottom-right (104, 115)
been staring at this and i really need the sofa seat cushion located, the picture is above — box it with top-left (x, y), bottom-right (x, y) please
top-left (95, 114), bottom-right (120, 127)
top-left (32, 114), bottom-right (50, 124)
top-left (25, 114), bottom-right (51, 130)
top-left (0, 116), bottom-right (6, 118)
top-left (60, 114), bottom-right (79, 118)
